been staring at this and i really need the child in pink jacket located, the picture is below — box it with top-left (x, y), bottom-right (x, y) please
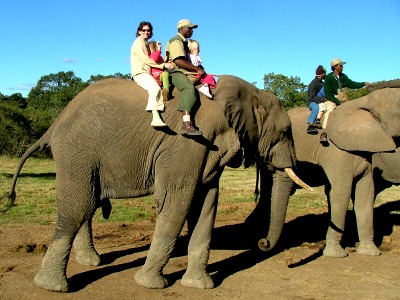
top-left (148, 41), bottom-right (170, 98)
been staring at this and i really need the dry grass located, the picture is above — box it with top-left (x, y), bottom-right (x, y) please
top-left (1, 156), bottom-right (399, 225)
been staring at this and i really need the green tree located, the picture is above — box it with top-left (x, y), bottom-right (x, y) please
top-left (346, 87), bottom-right (369, 100)
top-left (0, 102), bottom-right (31, 155)
top-left (263, 72), bottom-right (308, 110)
top-left (26, 71), bottom-right (88, 140)
top-left (86, 72), bottom-right (131, 85)
top-left (27, 71), bottom-right (87, 112)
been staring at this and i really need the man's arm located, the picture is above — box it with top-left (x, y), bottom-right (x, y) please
top-left (174, 57), bottom-right (205, 75)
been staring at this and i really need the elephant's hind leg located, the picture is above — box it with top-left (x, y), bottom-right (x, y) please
top-left (181, 187), bottom-right (217, 289)
top-left (34, 214), bottom-right (77, 292)
top-left (323, 180), bottom-right (351, 258)
top-left (73, 218), bottom-right (101, 266)
top-left (34, 171), bottom-right (97, 292)
top-left (354, 174), bottom-right (381, 256)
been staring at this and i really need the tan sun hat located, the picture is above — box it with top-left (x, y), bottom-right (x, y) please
top-left (331, 58), bottom-right (346, 67)
top-left (177, 19), bottom-right (198, 29)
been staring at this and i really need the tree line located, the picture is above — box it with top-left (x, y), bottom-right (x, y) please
top-left (0, 71), bottom-right (369, 157)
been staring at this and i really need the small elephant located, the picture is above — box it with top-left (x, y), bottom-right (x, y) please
top-left (287, 87), bottom-right (400, 257)
top-left (2, 76), bottom-right (309, 292)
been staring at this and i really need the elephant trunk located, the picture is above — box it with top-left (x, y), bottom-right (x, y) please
top-left (244, 166), bottom-right (305, 251)
top-left (258, 168), bottom-right (293, 251)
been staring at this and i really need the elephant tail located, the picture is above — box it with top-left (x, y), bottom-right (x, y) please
top-left (0, 133), bottom-right (52, 213)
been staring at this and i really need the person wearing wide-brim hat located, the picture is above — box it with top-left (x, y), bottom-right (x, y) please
top-left (320, 58), bottom-right (371, 144)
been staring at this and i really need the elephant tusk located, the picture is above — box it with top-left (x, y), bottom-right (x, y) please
top-left (284, 168), bottom-right (314, 192)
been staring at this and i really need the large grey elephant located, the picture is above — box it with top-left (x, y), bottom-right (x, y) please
top-left (259, 87), bottom-right (399, 258)
top-left (1, 75), bottom-right (309, 292)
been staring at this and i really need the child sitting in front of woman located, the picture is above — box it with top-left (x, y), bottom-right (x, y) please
top-left (148, 41), bottom-right (171, 100)
top-left (187, 39), bottom-right (216, 99)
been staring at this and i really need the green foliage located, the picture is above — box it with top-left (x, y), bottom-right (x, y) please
top-left (346, 87), bottom-right (369, 100)
top-left (263, 72), bottom-right (308, 110)
top-left (26, 71), bottom-right (88, 144)
top-left (87, 72), bottom-right (131, 85)
top-left (1, 93), bottom-right (27, 109)
top-left (0, 71), bottom-right (133, 157)
top-left (0, 102), bottom-right (31, 156)
top-left (27, 71), bottom-right (88, 115)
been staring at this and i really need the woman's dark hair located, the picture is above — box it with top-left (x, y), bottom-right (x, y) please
top-left (136, 21), bottom-right (153, 38)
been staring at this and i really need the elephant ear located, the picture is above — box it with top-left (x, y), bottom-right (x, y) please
top-left (326, 96), bottom-right (397, 152)
top-left (213, 75), bottom-right (260, 166)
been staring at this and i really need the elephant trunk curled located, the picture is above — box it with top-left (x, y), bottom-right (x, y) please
top-left (259, 168), bottom-right (294, 251)
top-left (246, 167), bottom-right (294, 252)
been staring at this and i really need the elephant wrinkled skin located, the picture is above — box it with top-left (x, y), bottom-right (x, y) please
top-left (286, 87), bottom-right (400, 257)
top-left (3, 76), bottom-right (299, 292)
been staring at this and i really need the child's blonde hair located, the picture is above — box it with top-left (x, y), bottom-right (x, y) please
top-left (148, 41), bottom-right (157, 52)
top-left (187, 39), bottom-right (199, 53)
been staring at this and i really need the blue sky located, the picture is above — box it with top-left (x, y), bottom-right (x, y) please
top-left (1, 0), bottom-right (399, 97)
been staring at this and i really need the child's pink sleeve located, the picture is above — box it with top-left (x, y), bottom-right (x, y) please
top-left (150, 50), bottom-right (163, 63)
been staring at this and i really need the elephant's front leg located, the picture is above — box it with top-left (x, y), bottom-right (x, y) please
top-left (181, 186), bottom-right (217, 289)
top-left (134, 192), bottom-right (189, 289)
top-left (354, 175), bottom-right (381, 256)
top-left (73, 218), bottom-right (101, 266)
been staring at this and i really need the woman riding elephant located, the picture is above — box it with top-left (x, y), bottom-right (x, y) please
top-left (1, 75), bottom-right (310, 292)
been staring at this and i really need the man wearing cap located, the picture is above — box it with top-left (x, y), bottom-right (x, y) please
top-left (321, 58), bottom-right (370, 143)
top-left (165, 19), bottom-right (206, 136)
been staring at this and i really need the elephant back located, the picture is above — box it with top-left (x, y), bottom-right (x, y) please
top-left (327, 88), bottom-right (400, 152)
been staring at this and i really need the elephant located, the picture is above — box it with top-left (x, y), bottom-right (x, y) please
top-left (1, 75), bottom-right (310, 292)
top-left (372, 147), bottom-right (400, 195)
top-left (250, 87), bottom-right (400, 258)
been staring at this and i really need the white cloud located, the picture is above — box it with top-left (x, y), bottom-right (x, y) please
top-left (6, 83), bottom-right (35, 91)
top-left (62, 57), bottom-right (80, 64)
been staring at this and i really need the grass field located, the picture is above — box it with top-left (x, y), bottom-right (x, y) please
top-left (0, 156), bottom-right (398, 225)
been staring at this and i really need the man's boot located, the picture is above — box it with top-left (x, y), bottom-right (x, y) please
top-left (307, 124), bottom-right (318, 135)
top-left (320, 131), bottom-right (328, 146)
top-left (313, 119), bottom-right (322, 129)
top-left (180, 121), bottom-right (202, 136)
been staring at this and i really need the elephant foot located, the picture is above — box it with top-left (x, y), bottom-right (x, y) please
top-left (34, 269), bottom-right (69, 292)
top-left (181, 270), bottom-right (214, 289)
top-left (75, 248), bottom-right (101, 266)
top-left (323, 241), bottom-right (348, 258)
top-left (356, 242), bottom-right (381, 256)
top-left (134, 269), bottom-right (168, 289)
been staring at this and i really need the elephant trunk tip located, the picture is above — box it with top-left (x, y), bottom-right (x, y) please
top-left (258, 238), bottom-right (273, 252)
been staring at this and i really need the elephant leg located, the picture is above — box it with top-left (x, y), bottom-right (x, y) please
top-left (323, 181), bottom-right (352, 258)
top-left (34, 172), bottom-right (97, 292)
top-left (73, 218), bottom-right (101, 266)
top-left (181, 187), bottom-right (217, 289)
top-left (354, 175), bottom-right (381, 256)
top-left (34, 214), bottom-right (78, 292)
top-left (134, 191), bottom-right (189, 289)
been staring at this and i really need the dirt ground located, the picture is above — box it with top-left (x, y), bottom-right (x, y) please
top-left (1, 197), bottom-right (400, 300)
